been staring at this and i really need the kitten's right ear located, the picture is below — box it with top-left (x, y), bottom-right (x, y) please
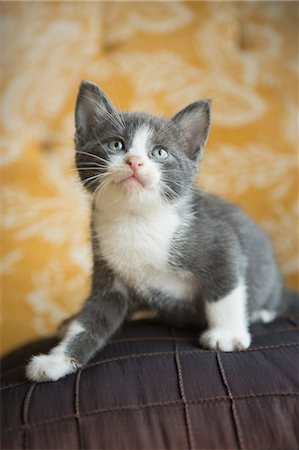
top-left (75, 81), bottom-right (122, 142)
top-left (171, 100), bottom-right (211, 161)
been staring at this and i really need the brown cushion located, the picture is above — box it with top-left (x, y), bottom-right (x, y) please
top-left (1, 316), bottom-right (299, 449)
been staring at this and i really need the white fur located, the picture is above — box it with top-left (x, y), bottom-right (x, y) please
top-left (128, 125), bottom-right (151, 158)
top-left (94, 125), bottom-right (199, 304)
top-left (95, 200), bottom-right (198, 302)
top-left (250, 309), bottom-right (276, 323)
top-left (26, 321), bottom-right (84, 382)
top-left (112, 277), bottom-right (128, 297)
top-left (200, 279), bottom-right (251, 351)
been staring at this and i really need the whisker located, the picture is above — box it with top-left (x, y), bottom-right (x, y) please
top-left (162, 168), bottom-right (183, 175)
top-left (81, 173), bottom-right (111, 187)
top-left (77, 161), bottom-right (104, 167)
top-left (75, 166), bottom-right (106, 171)
top-left (93, 177), bottom-right (112, 201)
top-left (162, 174), bottom-right (182, 183)
top-left (76, 150), bottom-right (108, 165)
top-left (162, 178), bottom-right (183, 189)
top-left (77, 168), bottom-right (105, 171)
top-left (109, 196), bottom-right (122, 207)
top-left (67, 166), bottom-right (107, 175)
top-left (160, 181), bottom-right (178, 201)
top-left (81, 175), bottom-right (102, 186)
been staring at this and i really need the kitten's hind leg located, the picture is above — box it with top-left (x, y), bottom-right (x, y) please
top-left (250, 309), bottom-right (277, 324)
top-left (200, 278), bottom-right (251, 351)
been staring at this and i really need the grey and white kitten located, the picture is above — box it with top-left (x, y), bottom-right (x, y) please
top-left (27, 81), bottom-right (284, 382)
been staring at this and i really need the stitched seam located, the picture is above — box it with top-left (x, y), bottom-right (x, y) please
top-left (229, 342), bottom-right (298, 351)
top-left (89, 399), bottom-right (186, 416)
top-left (2, 342), bottom-right (299, 391)
top-left (22, 383), bottom-right (36, 450)
top-left (2, 330), bottom-right (299, 379)
top-left (283, 314), bottom-right (299, 320)
top-left (3, 393), bottom-right (298, 434)
top-left (216, 352), bottom-right (245, 449)
top-left (86, 342), bottom-right (299, 367)
top-left (174, 339), bottom-right (195, 450)
top-left (111, 328), bottom-right (299, 342)
top-left (1, 382), bottom-right (27, 390)
top-left (108, 329), bottom-right (299, 344)
top-left (75, 369), bottom-right (83, 450)
top-left (110, 336), bottom-right (195, 344)
top-left (285, 316), bottom-right (299, 327)
top-left (235, 392), bottom-right (299, 399)
top-left (251, 328), bottom-right (299, 337)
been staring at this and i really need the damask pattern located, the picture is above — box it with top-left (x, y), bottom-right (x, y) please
top-left (1, 1), bottom-right (298, 354)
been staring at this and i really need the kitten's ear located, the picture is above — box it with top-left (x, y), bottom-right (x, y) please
top-left (171, 100), bottom-right (211, 160)
top-left (75, 81), bottom-right (122, 141)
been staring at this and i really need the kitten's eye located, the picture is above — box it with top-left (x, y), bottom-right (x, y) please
top-left (151, 147), bottom-right (169, 160)
top-left (108, 139), bottom-right (124, 151)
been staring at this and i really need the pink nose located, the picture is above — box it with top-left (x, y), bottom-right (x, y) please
top-left (126, 156), bottom-right (144, 172)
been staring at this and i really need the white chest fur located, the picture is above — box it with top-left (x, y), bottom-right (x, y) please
top-left (94, 202), bottom-right (198, 302)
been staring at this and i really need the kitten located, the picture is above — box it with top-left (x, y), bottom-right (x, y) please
top-left (26, 81), bottom-right (284, 382)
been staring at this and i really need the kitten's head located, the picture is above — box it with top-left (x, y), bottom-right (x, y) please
top-left (75, 81), bottom-right (210, 207)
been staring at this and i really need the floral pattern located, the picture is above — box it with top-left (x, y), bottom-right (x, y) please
top-left (1, 1), bottom-right (298, 354)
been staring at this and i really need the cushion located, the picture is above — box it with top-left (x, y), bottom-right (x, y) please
top-left (1, 314), bottom-right (299, 449)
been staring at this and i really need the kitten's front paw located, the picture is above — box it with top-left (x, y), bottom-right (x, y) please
top-left (200, 328), bottom-right (251, 352)
top-left (26, 353), bottom-right (79, 382)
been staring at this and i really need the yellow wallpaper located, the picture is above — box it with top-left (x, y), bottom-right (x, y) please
top-left (1, 1), bottom-right (298, 355)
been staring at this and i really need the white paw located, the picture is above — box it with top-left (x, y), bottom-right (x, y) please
top-left (26, 353), bottom-right (79, 382)
top-left (250, 309), bottom-right (276, 324)
top-left (200, 328), bottom-right (251, 352)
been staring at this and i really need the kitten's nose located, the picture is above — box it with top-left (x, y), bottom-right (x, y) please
top-left (126, 156), bottom-right (144, 172)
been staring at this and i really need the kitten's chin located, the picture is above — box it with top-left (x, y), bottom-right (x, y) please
top-left (94, 180), bottom-right (165, 213)
top-left (94, 171), bottom-right (163, 210)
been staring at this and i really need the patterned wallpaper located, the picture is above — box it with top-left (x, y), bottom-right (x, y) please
top-left (1, 1), bottom-right (298, 354)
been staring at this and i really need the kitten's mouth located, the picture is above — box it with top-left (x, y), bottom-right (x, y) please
top-left (120, 174), bottom-right (145, 188)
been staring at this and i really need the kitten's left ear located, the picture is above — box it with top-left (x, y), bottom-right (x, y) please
top-left (171, 100), bottom-right (211, 160)
top-left (75, 80), bottom-right (122, 143)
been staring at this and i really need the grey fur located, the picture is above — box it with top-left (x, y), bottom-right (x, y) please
top-left (59, 81), bottom-right (284, 367)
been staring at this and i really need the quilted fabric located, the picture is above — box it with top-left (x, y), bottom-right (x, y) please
top-left (1, 316), bottom-right (299, 449)
top-left (1, 2), bottom-right (298, 354)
